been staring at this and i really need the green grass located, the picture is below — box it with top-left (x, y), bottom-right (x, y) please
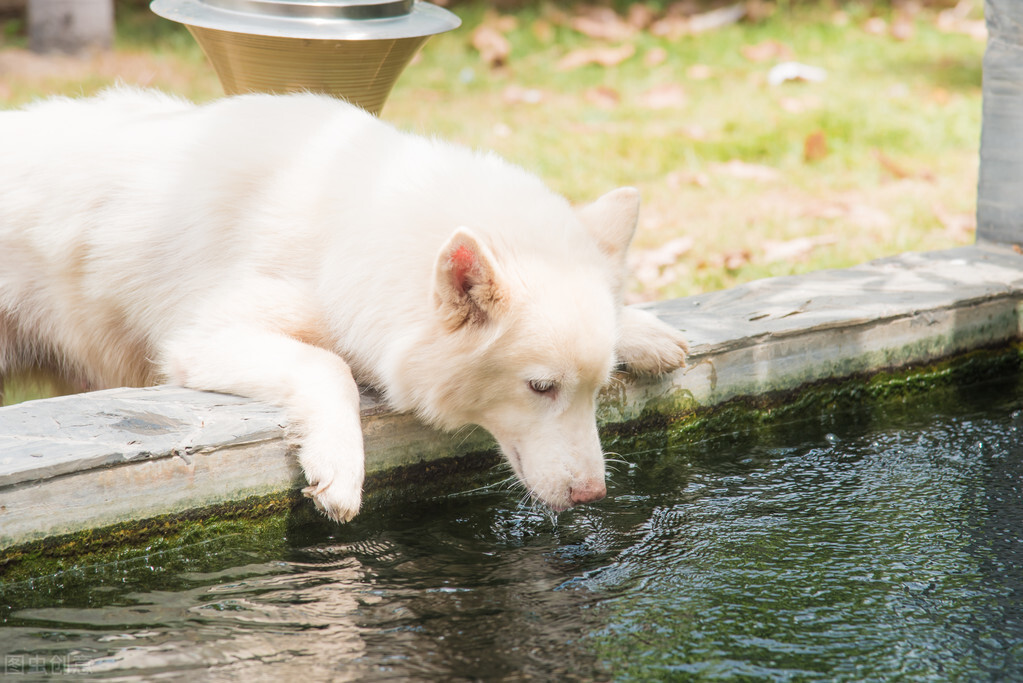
top-left (0, 0), bottom-right (984, 311)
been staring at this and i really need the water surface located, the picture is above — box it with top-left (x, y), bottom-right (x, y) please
top-left (3, 378), bottom-right (1023, 680)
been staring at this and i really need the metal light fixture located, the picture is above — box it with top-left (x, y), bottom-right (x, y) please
top-left (150, 0), bottom-right (461, 115)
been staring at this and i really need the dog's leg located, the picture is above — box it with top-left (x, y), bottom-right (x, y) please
top-left (161, 328), bottom-right (365, 522)
top-left (616, 306), bottom-right (689, 375)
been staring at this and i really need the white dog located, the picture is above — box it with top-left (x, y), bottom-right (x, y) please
top-left (0, 89), bottom-right (688, 521)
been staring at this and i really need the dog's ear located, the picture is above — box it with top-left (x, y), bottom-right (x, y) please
top-left (577, 187), bottom-right (640, 264)
top-left (434, 228), bottom-right (506, 329)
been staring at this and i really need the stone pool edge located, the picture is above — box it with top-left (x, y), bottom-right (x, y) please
top-left (3, 343), bottom-right (1020, 583)
top-left (2, 243), bottom-right (1023, 555)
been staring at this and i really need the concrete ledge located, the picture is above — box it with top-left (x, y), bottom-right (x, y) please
top-left (3, 244), bottom-right (1023, 550)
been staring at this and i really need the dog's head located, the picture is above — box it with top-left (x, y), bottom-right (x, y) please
top-left (400, 188), bottom-right (641, 511)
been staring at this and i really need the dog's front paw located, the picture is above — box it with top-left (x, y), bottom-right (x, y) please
top-left (303, 476), bottom-right (363, 523)
top-left (297, 424), bottom-right (366, 523)
top-left (617, 306), bottom-right (689, 375)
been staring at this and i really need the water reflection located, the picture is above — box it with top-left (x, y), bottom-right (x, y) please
top-left (3, 379), bottom-right (1023, 680)
top-left (8, 560), bottom-right (368, 678)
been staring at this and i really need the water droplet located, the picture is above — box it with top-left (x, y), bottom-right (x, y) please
top-left (825, 433), bottom-right (840, 445)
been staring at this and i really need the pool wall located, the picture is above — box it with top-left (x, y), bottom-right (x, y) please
top-left (2, 0), bottom-right (1022, 560)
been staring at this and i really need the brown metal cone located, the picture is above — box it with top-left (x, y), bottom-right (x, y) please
top-left (189, 26), bottom-right (428, 115)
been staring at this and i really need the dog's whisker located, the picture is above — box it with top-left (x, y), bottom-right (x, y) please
top-left (453, 424), bottom-right (482, 448)
top-left (494, 476), bottom-right (522, 493)
top-left (516, 491), bottom-right (536, 511)
top-left (488, 463), bottom-right (514, 479)
top-left (456, 472), bottom-right (524, 498)
top-left (457, 482), bottom-right (501, 497)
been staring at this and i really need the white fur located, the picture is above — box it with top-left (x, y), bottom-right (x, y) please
top-left (0, 89), bottom-right (689, 521)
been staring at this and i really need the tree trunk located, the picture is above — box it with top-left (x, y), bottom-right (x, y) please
top-left (27, 0), bottom-right (113, 55)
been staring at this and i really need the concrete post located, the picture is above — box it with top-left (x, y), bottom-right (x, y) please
top-left (978, 0), bottom-right (1023, 245)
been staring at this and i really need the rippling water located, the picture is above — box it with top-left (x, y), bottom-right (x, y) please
top-left (3, 379), bottom-right (1023, 680)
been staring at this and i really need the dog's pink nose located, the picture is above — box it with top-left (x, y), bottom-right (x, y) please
top-left (570, 480), bottom-right (606, 506)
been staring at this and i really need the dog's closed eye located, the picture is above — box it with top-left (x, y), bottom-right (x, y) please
top-left (528, 379), bottom-right (558, 396)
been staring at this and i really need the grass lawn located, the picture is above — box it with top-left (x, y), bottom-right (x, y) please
top-left (0, 0), bottom-right (985, 399)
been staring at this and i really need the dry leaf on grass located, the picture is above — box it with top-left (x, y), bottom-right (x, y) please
top-left (801, 201), bottom-right (893, 231)
top-left (687, 64), bottom-right (713, 80)
top-left (584, 86), bottom-right (621, 109)
top-left (650, 15), bottom-right (689, 39)
top-left (832, 10), bottom-right (850, 26)
top-left (629, 237), bottom-right (695, 293)
top-left (644, 47), bottom-right (669, 67)
top-left (698, 249), bottom-right (752, 271)
top-left (741, 39), bottom-right (795, 63)
top-left (891, 17), bottom-right (915, 41)
top-left (491, 13), bottom-right (519, 33)
top-left (531, 18), bottom-right (555, 43)
top-left (803, 130), bottom-right (828, 163)
top-left (639, 83), bottom-right (687, 110)
top-left (873, 149), bottom-right (911, 179)
top-left (744, 0), bottom-right (775, 23)
top-left (651, 1), bottom-right (745, 39)
top-left (761, 235), bottom-right (838, 263)
top-left (937, 1), bottom-right (987, 40)
top-left (630, 237), bottom-right (696, 270)
top-left (688, 3), bottom-right (747, 33)
top-left (767, 62), bottom-right (826, 85)
top-left (933, 203), bottom-right (976, 240)
top-left (627, 4), bottom-right (657, 30)
top-left (557, 44), bottom-right (635, 71)
top-left (666, 170), bottom-right (710, 188)
top-left (712, 160), bottom-right (781, 182)
top-left (873, 149), bottom-right (935, 182)
top-left (471, 25), bottom-right (511, 68)
top-left (712, 250), bottom-right (753, 270)
top-left (569, 6), bottom-right (636, 41)
top-left (863, 16), bottom-right (888, 36)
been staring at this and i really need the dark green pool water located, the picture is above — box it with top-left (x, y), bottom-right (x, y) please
top-left (3, 378), bottom-right (1023, 680)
